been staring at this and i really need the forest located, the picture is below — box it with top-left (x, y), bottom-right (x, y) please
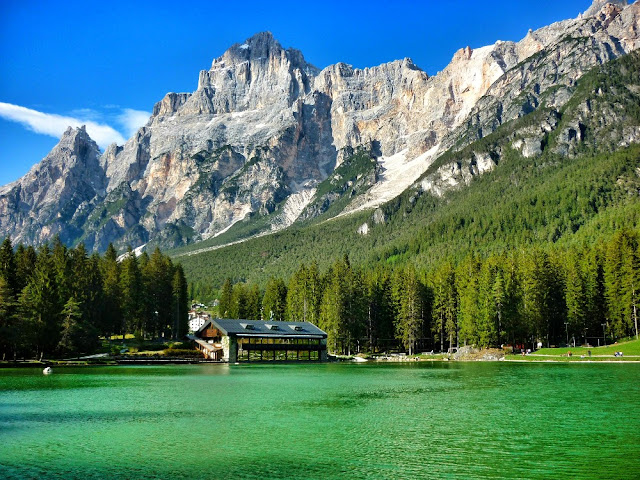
top-left (215, 229), bottom-right (639, 355)
top-left (0, 237), bottom-right (188, 360)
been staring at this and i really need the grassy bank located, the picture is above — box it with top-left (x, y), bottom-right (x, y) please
top-left (506, 338), bottom-right (640, 362)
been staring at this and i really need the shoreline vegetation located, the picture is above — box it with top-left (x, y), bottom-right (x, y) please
top-left (3, 338), bottom-right (639, 367)
top-left (0, 237), bottom-right (190, 362)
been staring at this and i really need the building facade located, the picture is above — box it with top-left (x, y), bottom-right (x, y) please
top-left (193, 319), bottom-right (328, 362)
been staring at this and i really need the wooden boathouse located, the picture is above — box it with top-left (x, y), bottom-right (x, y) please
top-left (192, 319), bottom-right (328, 362)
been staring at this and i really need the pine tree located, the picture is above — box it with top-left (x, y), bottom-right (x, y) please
top-left (581, 246), bottom-right (606, 343)
top-left (171, 265), bottom-right (189, 339)
top-left (15, 244), bottom-right (37, 293)
top-left (565, 250), bottom-right (585, 345)
top-left (394, 265), bottom-right (424, 355)
top-left (119, 247), bottom-right (144, 338)
top-left (246, 284), bottom-right (262, 320)
top-left (456, 255), bottom-right (481, 346)
top-left (476, 259), bottom-right (499, 348)
top-left (57, 297), bottom-right (84, 357)
top-left (219, 278), bottom-right (233, 318)
top-left (230, 283), bottom-right (248, 319)
top-left (319, 261), bottom-right (351, 354)
top-left (431, 262), bottom-right (457, 352)
top-left (0, 276), bottom-right (18, 360)
top-left (19, 244), bottom-right (61, 359)
top-left (492, 267), bottom-right (506, 346)
top-left (605, 230), bottom-right (640, 339)
top-left (51, 236), bottom-right (71, 308)
top-left (262, 277), bottom-right (287, 321)
top-left (143, 248), bottom-right (174, 338)
top-left (0, 237), bottom-right (16, 294)
top-left (363, 266), bottom-right (394, 352)
top-left (101, 244), bottom-right (122, 338)
top-left (287, 264), bottom-right (310, 322)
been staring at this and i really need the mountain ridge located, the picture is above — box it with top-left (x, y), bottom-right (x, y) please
top-left (1, 1), bottom-right (639, 252)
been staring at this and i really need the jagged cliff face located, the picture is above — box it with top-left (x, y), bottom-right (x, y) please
top-left (0, 126), bottom-right (105, 245)
top-left (1, 1), bottom-right (639, 251)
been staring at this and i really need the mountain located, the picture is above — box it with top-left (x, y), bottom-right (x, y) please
top-left (1, 1), bottom-right (639, 253)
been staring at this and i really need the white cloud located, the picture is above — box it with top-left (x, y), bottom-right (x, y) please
top-left (0, 102), bottom-right (126, 148)
top-left (118, 108), bottom-right (151, 138)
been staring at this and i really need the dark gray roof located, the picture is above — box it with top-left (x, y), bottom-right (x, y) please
top-left (204, 318), bottom-right (327, 338)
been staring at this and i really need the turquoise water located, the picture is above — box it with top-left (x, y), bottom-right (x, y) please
top-left (1, 362), bottom-right (639, 479)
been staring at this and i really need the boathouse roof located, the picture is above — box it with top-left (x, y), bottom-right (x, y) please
top-left (197, 319), bottom-right (327, 338)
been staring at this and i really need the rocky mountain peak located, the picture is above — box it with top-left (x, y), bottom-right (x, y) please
top-left (222, 31), bottom-right (282, 63)
top-left (57, 125), bottom-right (100, 157)
top-left (2, 4), bottom-right (640, 253)
top-left (210, 31), bottom-right (318, 75)
top-left (583, 0), bottom-right (628, 17)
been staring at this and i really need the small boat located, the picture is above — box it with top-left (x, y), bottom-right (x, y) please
top-left (42, 367), bottom-right (52, 375)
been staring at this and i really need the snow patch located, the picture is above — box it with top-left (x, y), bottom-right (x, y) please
top-left (238, 43), bottom-right (249, 50)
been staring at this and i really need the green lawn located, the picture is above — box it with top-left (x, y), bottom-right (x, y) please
top-left (507, 337), bottom-right (640, 361)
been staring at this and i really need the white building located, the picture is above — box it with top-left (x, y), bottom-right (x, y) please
top-left (188, 311), bottom-right (210, 333)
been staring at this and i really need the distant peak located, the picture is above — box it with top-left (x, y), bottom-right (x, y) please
top-left (582, 0), bottom-right (628, 17)
top-left (212, 31), bottom-right (318, 75)
top-left (226, 31), bottom-right (282, 58)
top-left (245, 31), bottom-right (276, 46)
top-left (62, 125), bottom-right (88, 138)
top-left (59, 125), bottom-right (98, 151)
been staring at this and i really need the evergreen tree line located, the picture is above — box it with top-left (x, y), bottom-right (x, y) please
top-left (215, 229), bottom-right (639, 354)
top-left (0, 237), bottom-right (189, 360)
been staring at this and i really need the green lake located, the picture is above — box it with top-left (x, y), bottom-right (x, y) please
top-left (1, 362), bottom-right (639, 479)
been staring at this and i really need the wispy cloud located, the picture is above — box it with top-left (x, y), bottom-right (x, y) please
top-left (0, 102), bottom-right (151, 149)
top-left (118, 108), bottom-right (151, 138)
top-left (0, 102), bottom-right (126, 148)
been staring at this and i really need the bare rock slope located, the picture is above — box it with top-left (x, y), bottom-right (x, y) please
top-left (1, 1), bottom-right (639, 251)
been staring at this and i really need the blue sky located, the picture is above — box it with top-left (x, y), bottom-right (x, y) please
top-left (0, 0), bottom-right (597, 185)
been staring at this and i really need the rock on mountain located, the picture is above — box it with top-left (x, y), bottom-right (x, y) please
top-left (1, 1), bottom-right (639, 251)
top-left (0, 126), bottom-right (105, 245)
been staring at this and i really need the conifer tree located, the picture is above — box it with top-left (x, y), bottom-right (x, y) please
top-left (581, 246), bottom-right (606, 343)
top-left (230, 283), bottom-right (248, 319)
top-left (262, 277), bottom-right (287, 321)
top-left (319, 262), bottom-right (348, 353)
top-left (605, 230), bottom-right (639, 339)
top-left (363, 267), bottom-right (394, 352)
top-left (0, 276), bottom-right (17, 360)
top-left (431, 262), bottom-right (457, 352)
top-left (15, 244), bottom-right (37, 293)
top-left (246, 284), bottom-right (262, 320)
top-left (565, 250), bottom-right (585, 345)
top-left (287, 264), bottom-right (310, 322)
top-left (476, 259), bottom-right (498, 348)
top-left (0, 237), bottom-right (16, 294)
top-left (57, 296), bottom-right (84, 356)
top-left (456, 254), bottom-right (481, 346)
top-left (51, 236), bottom-right (71, 308)
top-left (394, 265), bottom-right (424, 355)
top-left (19, 244), bottom-right (61, 359)
top-left (492, 267), bottom-right (506, 346)
top-left (101, 244), bottom-right (122, 338)
top-left (172, 264), bottom-right (189, 339)
top-left (219, 278), bottom-right (233, 317)
top-left (144, 248), bottom-right (174, 337)
top-left (119, 247), bottom-right (144, 338)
